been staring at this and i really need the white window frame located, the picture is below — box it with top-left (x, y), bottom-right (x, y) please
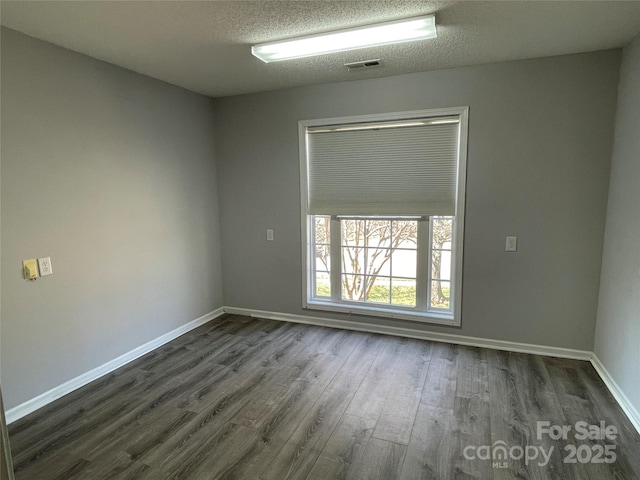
top-left (299, 107), bottom-right (468, 326)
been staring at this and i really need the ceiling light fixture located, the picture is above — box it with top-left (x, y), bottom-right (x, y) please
top-left (251, 14), bottom-right (436, 63)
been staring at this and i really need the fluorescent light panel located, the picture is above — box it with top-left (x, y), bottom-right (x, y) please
top-left (252, 15), bottom-right (436, 63)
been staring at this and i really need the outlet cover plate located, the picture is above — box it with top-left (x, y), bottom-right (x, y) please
top-left (38, 257), bottom-right (53, 276)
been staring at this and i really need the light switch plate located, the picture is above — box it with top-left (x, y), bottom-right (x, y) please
top-left (506, 236), bottom-right (517, 252)
top-left (38, 257), bottom-right (53, 276)
top-left (266, 229), bottom-right (274, 241)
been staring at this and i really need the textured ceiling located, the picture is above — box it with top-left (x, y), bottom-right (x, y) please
top-left (1, 1), bottom-right (640, 98)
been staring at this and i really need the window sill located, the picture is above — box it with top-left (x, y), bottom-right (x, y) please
top-left (304, 299), bottom-right (459, 327)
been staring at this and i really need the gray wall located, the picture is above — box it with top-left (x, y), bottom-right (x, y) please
top-left (0, 28), bottom-right (223, 410)
top-left (595, 35), bottom-right (640, 415)
top-left (215, 50), bottom-right (620, 351)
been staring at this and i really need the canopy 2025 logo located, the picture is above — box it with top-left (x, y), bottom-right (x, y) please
top-left (463, 421), bottom-right (618, 468)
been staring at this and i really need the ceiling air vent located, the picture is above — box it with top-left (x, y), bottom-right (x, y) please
top-left (344, 59), bottom-right (382, 71)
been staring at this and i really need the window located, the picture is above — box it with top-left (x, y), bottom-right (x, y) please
top-left (300, 107), bottom-right (468, 325)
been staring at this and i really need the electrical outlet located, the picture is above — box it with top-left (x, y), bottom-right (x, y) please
top-left (266, 229), bottom-right (274, 241)
top-left (505, 236), bottom-right (517, 252)
top-left (38, 257), bottom-right (53, 276)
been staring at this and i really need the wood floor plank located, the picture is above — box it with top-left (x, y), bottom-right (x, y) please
top-left (138, 367), bottom-right (272, 469)
top-left (7, 368), bottom-right (152, 461)
top-left (349, 437), bottom-right (406, 480)
top-left (237, 378), bottom-right (307, 431)
top-left (395, 338), bottom-right (433, 392)
top-left (75, 450), bottom-right (153, 480)
top-left (156, 421), bottom-right (244, 480)
top-left (452, 396), bottom-right (492, 479)
top-left (114, 407), bottom-right (197, 463)
top-left (11, 388), bottom-right (135, 474)
top-left (338, 332), bottom-right (385, 377)
top-left (214, 362), bottom-right (361, 479)
top-left (210, 381), bottom-right (324, 479)
top-left (487, 349), bottom-right (536, 480)
top-left (260, 371), bottom-right (364, 480)
top-left (258, 333), bottom-right (309, 370)
top-left (421, 342), bottom-right (459, 409)
top-left (62, 361), bottom-right (226, 460)
top-left (177, 367), bottom-right (359, 479)
top-left (343, 336), bottom-right (417, 426)
top-left (455, 345), bottom-right (489, 401)
top-left (304, 414), bottom-right (374, 480)
top-left (509, 353), bottom-right (585, 480)
top-left (372, 338), bottom-right (432, 445)
top-left (400, 403), bottom-right (455, 480)
top-left (173, 331), bottom-right (313, 414)
top-left (374, 392), bottom-right (420, 446)
top-left (11, 450), bottom-right (86, 480)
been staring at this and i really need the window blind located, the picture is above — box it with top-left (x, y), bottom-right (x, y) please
top-left (306, 118), bottom-right (460, 216)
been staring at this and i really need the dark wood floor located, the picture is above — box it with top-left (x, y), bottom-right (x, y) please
top-left (7, 314), bottom-right (640, 480)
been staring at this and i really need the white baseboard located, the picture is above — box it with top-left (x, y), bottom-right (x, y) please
top-left (590, 354), bottom-right (640, 434)
top-left (5, 307), bottom-right (225, 424)
top-left (223, 306), bottom-right (592, 360)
